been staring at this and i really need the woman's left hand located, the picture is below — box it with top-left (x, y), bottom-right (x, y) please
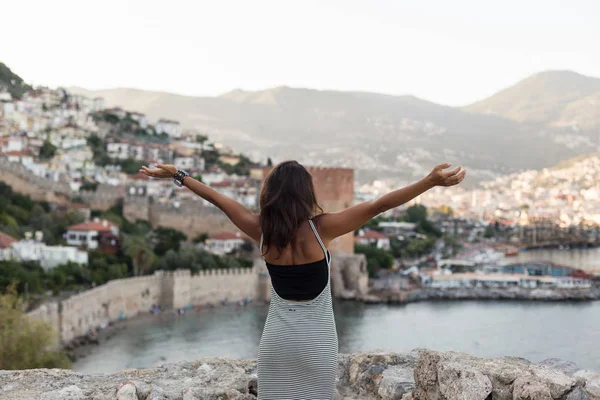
top-left (139, 163), bottom-right (177, 179)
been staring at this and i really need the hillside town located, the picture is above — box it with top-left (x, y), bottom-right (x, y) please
top-left (1, 82), bottom-right (599, 307)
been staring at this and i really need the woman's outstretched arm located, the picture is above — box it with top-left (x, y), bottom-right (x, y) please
top-left (139, 164), bottom-right (261, 242)
top-left (318, 163), bottom-right (466, 242)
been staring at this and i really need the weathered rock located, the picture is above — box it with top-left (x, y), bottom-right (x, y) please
top-left (512, 376), bottom-right (553, 400)
top-left (116, 381), bottom-right (137, 400)
top-left (566, 386), bottom-right (592, 400)
top-left (0, 351), bottom-right (597, 400)
top-left (539, 358), bottom-right (581, 376)
top-left (40, 384), bottom-right (86, 400)
top-left (342, 352), bottom-right (417, 399)
top-left (437, 362), bottom-right (492, 400)
top-left (574, 370), bottom-right (600, 398)
top-left (413, 350), bottom-right (588, 400)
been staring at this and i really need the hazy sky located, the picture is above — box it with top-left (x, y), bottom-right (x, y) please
top-left (2, 0), bottom-right (598, 106)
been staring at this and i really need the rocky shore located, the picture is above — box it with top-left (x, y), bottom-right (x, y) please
top-left (363, 287), bottom-right (600, 304)
top-left (1, 350), bottom-right (599, 400)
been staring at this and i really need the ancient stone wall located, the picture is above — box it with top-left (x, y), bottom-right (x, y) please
top-left (0, 159), bottom-right (71, 204)
top-left (123, 196), bottom-right (239, 238)
top-left (188, 268), bottom-right (259, 305)
top-left (28, 267), bottom-right (261, 343)
top-left (78, 184), bottom-right (122, 211)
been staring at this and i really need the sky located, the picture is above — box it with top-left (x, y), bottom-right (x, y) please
top-left (1, 0), bottom-right (598, 106)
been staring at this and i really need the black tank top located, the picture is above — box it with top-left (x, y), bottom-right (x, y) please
top-left (265, 252), bottom-right (329, 300)
top-left (261, 219), bottom-right (330, 301)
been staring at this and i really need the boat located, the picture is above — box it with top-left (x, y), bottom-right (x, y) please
top-left (504, 246), bottom-right (519, 256)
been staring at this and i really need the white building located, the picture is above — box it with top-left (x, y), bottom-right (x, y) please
top-left (92, 97), bottom-right (105, 112)
top-left (354, 230), bottom-right (391, 250)
top-left (66, 219), bottom-right (119, 250)
top-left (422, 272), bottom-right (592, 290)
top-left (11, 235), bottom-right (88, 271)
top-left (0, 232), bottom-right (17, 261)
top-left (174, 156), bottom-right (197, 170)
top-left (0, 136), bottom-right (24, 153)
top-left (130, 112), bottom-right (149, 129)
top-left (0, 91), bottom-right (12, 101)
top-left (106, 142), bottom-right (130, 160)
top-left (155, 119), bottom-right (181, 138)
top-left (2, 151), bottom-right (34, 166)
top-left (206, 232), bottom-right (245, 255)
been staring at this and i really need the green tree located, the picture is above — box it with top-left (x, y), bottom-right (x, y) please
top-left (267, 157), bottom-right (273, 166)
top-left (354, 244), bottom-right (393, 278)
top-left (152, 227), bottom-right (188, 256)
top-left (484, 225), bottom-right (495, 238)
top-left (192, 232), bottom-right (209, 244)
top-left (123, 235), bottom-right (157, 276)
top-left (0, 285), bottom-right (71, 370)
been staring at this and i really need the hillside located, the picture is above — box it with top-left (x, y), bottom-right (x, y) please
top-left (465, 71), bottom-right (600, 129)
top-left (68, 84), bottom-right (586, 184)
top-left (0, 62), bottom-right (32, 99)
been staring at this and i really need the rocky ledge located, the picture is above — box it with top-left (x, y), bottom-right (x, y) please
top-left (1, 350), bottom-right (599, 400)
top-left (364, 287), bottom-right (600, 304)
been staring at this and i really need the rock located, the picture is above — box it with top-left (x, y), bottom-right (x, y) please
top-left (529, 364), bottom-right (577, 398)
top-left (116, 381), bottom-right (137, 400)
top-left (132, 381), bottom-right (152, 399)
top-left (437, 362), bottom-right (492, 400)
top-left (0, 351), bottom-right (597, 400)
top-left (512, 376), bottom-right (553, 400)
top-left (565, 386), bottom-right (592, 400)
top-left (40, 385), bottom-right (86, 400)
top-left (574, 370), bottom-right (600, 396)
top-left (377, 365), bottom-right (415, 399)
top-left (147, 386), bottom-right (173, 400)
top-left (538, 358), bottom-right (580, 376)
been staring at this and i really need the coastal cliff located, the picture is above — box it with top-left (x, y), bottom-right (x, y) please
top-left (1, 350), bottom-right (599, 400)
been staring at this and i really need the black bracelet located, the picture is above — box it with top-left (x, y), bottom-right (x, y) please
top-left (173, 169), bottom-right (189, 187)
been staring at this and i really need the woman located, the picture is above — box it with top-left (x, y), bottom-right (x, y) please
top-left (140, 160), bottom-right (466, 399)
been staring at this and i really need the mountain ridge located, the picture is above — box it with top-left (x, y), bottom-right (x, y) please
top-left (56, 70), bottom-right (600, 183)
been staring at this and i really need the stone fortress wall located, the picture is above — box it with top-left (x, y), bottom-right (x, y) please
top-left (0, 158), bottom-right (71, 204)
top-left (27, 267), bottom-right (261, 343)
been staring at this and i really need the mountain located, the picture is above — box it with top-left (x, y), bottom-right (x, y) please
top-left (465, 71), bottom-right (600, 129)
top-left (0, 62), bottom-right (32, 99)
top-left (69, 82), bottom-right (595, 185)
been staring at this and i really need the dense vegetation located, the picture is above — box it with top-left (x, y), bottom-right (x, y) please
top-left (0, 285), bottom-right (71, 370)
top-left (0, 185), bottom-right (252, 298)
top-left (0, 62), bottom-right (32, 99)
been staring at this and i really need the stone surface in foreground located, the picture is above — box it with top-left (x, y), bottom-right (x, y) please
top-left (0, 350), bottom-right (598, 399)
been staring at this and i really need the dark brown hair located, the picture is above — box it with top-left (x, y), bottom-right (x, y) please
top-left (259, 160), bottom-right (323, 257)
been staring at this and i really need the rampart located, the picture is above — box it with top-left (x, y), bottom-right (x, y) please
top-left (0, 158), bottom-right (71, 204)
top-left (27, 267), bottom-right (261, 343)
top-left (123, 196), bottom-right (239, 237)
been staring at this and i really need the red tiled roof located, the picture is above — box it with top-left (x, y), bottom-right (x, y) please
top-left (357, 230), bottom-right (389, 240)
top-left (128, 172), bottom-right (149, 181)
top-left (210, 232), bottom-right (242, 240)
top-left (68, 221), bottom-right (115, 232)
top-left (210, 181), bottom-right (233, 188)
top-left (3, 151), bottom-right (32, 157)
top-left (68, 203), bottom-right (91, 209)
top-left (0, 231), bottom-right (18, 248)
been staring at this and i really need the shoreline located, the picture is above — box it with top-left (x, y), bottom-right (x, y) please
top-left (361, 286), bottom-right (600, 304)
top-left (66, 288), bottom-right (600, 363)
top-left (66, 301), bottom-right (268, 363)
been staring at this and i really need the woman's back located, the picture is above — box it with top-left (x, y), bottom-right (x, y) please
top-left (261, 219), bottom-right (329, 266)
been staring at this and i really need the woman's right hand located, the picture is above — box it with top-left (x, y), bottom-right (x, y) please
top-left (139, 163), bottom-right (177, 179)
top-left (426, 163), bottom-right (467, 187)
